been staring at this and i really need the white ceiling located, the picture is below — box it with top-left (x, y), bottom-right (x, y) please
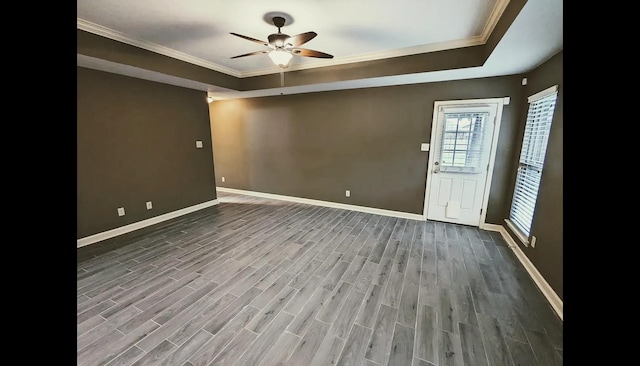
top-left (76, 0), bottom-right (563, 100)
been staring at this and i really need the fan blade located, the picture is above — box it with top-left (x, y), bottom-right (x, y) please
top-left (230, 32), bottom-right (269, 47)
top-left (290, 48), bottom-right (334, 59)
top-left (286, 32), bottom-right (317, 47)
top-left (230, 50), bottom-right (268, 59)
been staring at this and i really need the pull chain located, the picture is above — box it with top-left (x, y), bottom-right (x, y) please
top-left (280, 68), bottom-right (285, 95)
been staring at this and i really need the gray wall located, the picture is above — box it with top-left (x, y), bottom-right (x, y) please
top-left (210, 52), bottom-right (563, 300)
top-left (77, 66), bottom-right (217, 239)
top-left (505, 51), bottom-right (563, 300)
top-left (76, 50), bottom-right (563, 302)
top-left (209, 75), bottom-right (525, 223)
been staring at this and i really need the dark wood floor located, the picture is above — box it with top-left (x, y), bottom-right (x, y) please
top-left (77, 191), bottom-right (563, 366)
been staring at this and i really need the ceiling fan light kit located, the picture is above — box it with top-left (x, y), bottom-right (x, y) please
top-left (230, 15), bottom-right (333, 69)
top-left (268, 49), bottom-right (293, 67)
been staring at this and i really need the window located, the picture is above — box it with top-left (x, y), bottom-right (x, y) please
top-left (439, 111), bottom-right (489, 173)
top-left (507, 85), bottom-right (558, 242)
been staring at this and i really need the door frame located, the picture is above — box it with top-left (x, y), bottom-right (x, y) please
top-left (422, 97), bottom-right (506, 228)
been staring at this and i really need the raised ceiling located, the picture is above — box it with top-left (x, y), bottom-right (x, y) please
top-left (76, 0), bottom-right (563, 100)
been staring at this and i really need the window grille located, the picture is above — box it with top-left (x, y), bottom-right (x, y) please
top-left (439, 112), bottom-right (489, 173)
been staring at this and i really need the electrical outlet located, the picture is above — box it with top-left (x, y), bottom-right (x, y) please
top-left (196, 140), bottom-right (203, 148)
top-left (530, 236), bottom-right (537, 248)
top-left (345, 190), bottom-right (350, 197)
top-left (117, 207), bottom-right (125, 216)
top-left (221, 176), bottom-right (225, 182)
top-left (146, 201), bottom-right (153, 210)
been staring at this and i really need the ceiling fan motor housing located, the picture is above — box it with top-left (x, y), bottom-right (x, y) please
top-left (268, 33), bottom-right (290, 47)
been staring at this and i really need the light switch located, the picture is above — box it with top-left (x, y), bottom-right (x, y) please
top-left (503, 97), bottom-right (510, 105)
top-left (421, 143), bottom-right (430, 151)
top-left (196, 140), bottom-right (203, 148)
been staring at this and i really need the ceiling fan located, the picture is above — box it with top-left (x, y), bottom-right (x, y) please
top-left (230, 16), bottom-right (334, 68)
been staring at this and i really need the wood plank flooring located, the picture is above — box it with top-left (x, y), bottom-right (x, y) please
top-left (77, 191), bottom-right (563, 366)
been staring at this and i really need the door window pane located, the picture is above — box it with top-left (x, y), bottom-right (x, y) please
top-left (439, 112), bottom-right (488, 173)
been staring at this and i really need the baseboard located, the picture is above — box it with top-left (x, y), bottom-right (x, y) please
top-left (480, 223), bottom-right (503, 232)
top-left (482, 224), bottom-right (563, 321)
top-left (216, 187), bottom-right (425, 221)
top-left (77, 199), bottom-right (220, 248)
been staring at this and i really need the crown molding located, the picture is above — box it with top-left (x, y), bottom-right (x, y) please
top-left (77, 18), bottom-right (242, 78)
top-left (481, 0), bottom-right (511, 43)
top-left (77, 0), bottom-right (509, 79)
top-left (239, 36), bottom-right (486, 77)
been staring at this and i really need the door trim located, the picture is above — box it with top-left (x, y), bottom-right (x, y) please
top-left (422, 98), bottom-right (505, 227)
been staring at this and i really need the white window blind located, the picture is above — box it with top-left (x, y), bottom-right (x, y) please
top-left (508, 85), bottom-right (558, 238)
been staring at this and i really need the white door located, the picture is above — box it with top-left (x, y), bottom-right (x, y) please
top-left (424, 99), bottom-right (504, 226)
